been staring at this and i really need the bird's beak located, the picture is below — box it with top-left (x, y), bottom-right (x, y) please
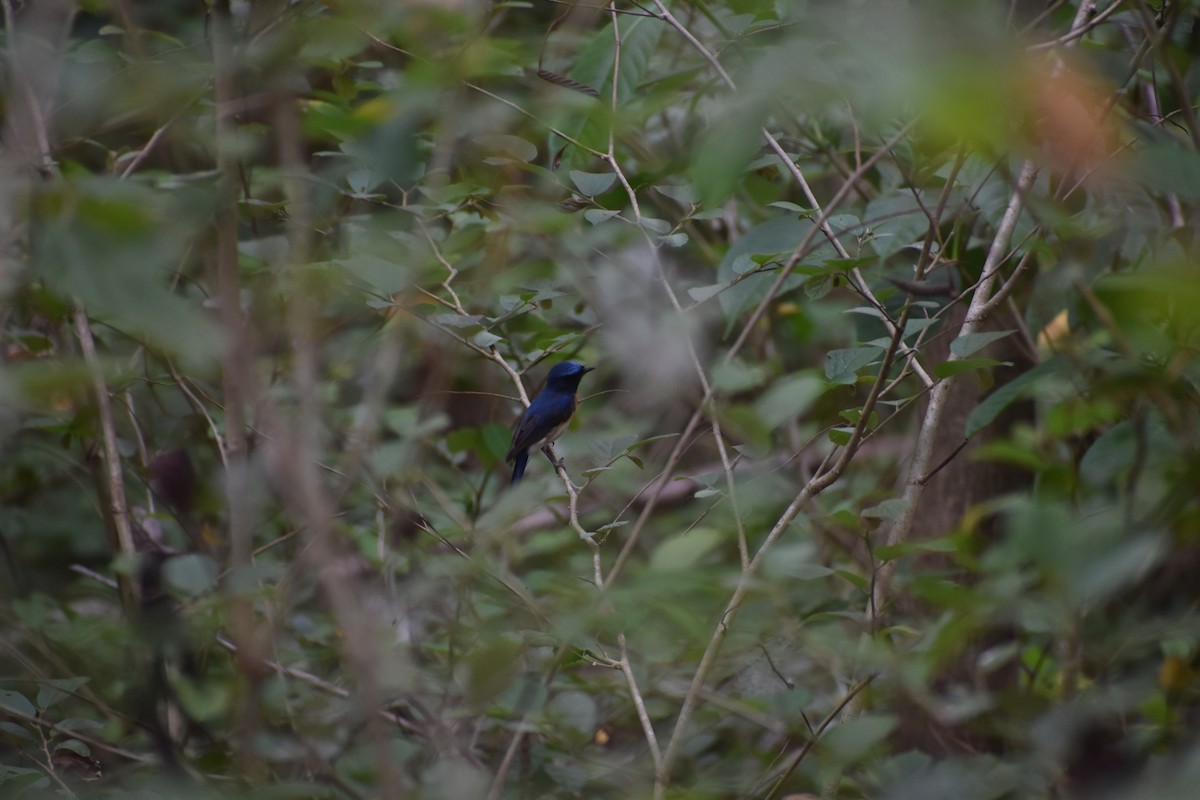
top-left (581, 366), bottom-right (595, 374)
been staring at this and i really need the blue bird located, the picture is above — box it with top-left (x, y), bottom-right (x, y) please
top-left (506, 360), bottom-right (594, 485)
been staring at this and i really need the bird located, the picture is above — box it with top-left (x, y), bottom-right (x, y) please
top-left (506, 360), bottom-right (594, 485)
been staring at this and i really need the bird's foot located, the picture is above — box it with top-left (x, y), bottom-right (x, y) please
top-left (541, 446), bottom-right (565, 471)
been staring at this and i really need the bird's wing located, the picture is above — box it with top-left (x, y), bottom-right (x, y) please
top-left (506, 392), bottom-right (575, 461)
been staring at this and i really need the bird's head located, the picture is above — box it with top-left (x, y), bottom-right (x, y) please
top-left (545, 360), bottom-right (594, 389)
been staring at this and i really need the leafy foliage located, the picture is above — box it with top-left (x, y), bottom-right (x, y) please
top-left (2, 1), bottom-right (1200, 798)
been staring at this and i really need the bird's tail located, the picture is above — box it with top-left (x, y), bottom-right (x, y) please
top-left (510, 451), bottom-right (529, 485)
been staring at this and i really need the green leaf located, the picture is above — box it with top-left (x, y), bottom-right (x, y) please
top-left (805, 273), bottom-right (834, 299)
top-left (584, 209), bottom-right (620, 224)
top-left (650, 529), bottom-right (722, 572)
top-left (639, 217), bottom-right (671, 234)
top-left (821, 714), bottom-right (898, 765)
top-left (546, 690), bottom-right (597, 738)
top-left (769, 201), bottom-right (812, 214)
top-left (1132, 143), bottom-right (1200, 199)
top-left (590, 434), bottom-right (638, 461)
top-left (755, 373), bottom-right (826, 428)
top-left (431, 313), bottom-right (483, 329)
top-left (479, 134), bottom-right (537, 164)
top-left (691, 96), bottom-right (771, 206)
top-left (950, 329), bottom-right (1015, 357)
top-left (790, 563), bottom-right (835, 580)
top-left (825, 345), bottom-right (883, 384)
top-left (875, 536), bottom-right (961, 561)
top-left (862, 498), bottom-right (909, 521)
top-left (934, 357), bottom-right (1007, 379)
top-left (712, 359), bottom-right (771, 393)
top-left (344, 169), bottom-right (378, 195)
top-left (446, 427), bottom-right (480, 454)
top-left (336, 252), bottom-right (410, 295)
top-left (569, 170), bottom-right (616, 196)
top-left (687, 282), bottom-right (727, 303)
top-left (828, 427), bottom-right (854, 445)
top-left (0, 722), bottom-right (32, 742)
top-left (464, 636), bottom-right (523, 709)
top-left (0, 691), bottom-right (36, 717)
top-left (835, 568), bottom-right (870, 593)
top-left (471, 329), bottom-right (504, 349)
top-left (655, 183), bottom-right (699, 205)
top-left (0, 764), bottom-right (45, 788)
top-left (965, 355), bottom-right (1066, 438)
top-left (823, 256), bottom-right (876, 272)
top-left (164, 554), bottom-right (219, 597)
top-left (903, 317), bottom-right (939, 338)
top-left (481, 423), bottom-right (512, 465)
top-left (173, 674), bottom-right (231, 723)
top-left (36, 678), bottom-right (89, 711)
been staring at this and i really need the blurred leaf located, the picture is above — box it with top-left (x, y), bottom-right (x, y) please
top-left (1132, 143), bottom-right (1200, 199)
top-left (650, 529), bottom-right (722, 572)
top-left (335, 252), bottom-right (410, 295)
top-left (822, 714), bottom-right (897, 765)
top-left (950, 329), bottom-right (1015, 358)
top-left (934, 357), bottom-right (1007, 379)
top-left (481, 423), bottom-right (512, 466)
top-left (0, 722), bottom-right (32, 743)
top-left (688, 282), bottom-right (728, 303)
top-left (875, 536), bottom-right (961, 561)
top-left (755, 373), bottom-right (826, 428)
top-left (0, 765), bottom-right (45, 788)
top-left (691, 97), bottom-right (770, 206)
top-left (655, 183), bottom-right (699, 205)
top-left (966, 356), bottom-right (1066, 438)
top-left (546, 690), bottom-right (597, 739)
top-left (464, 636), bottom-right (523, 709)
top-left (712, 359), bottom-right (771, 393)
top-left (479, 134), bottom-right (538, 164)
top-left (163, 554), bottom-right (219, 597)
top-left (36, 678), bottom-right (88, 711)
top-left (863, 498), bottom-right (910, 521)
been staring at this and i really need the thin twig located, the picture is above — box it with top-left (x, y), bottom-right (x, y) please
top-left (619, 632), bottom-right (662, 768)
top-left (871, 0), bottom-right (1097, 618)
top-left (1026, 0), bottom-right (1124, 51)
top-left (762, 130), bottom-right (934, 389)
top-left (652, 288), bottom-right (912, 798)
top-left (118, 114), bottom-right (179, 178)
top-left (74, 306), bottom-right (139, 613)
top-left (757, 674), bottom-right (877, 800)
top-left (726, 123), bottom-right (917, 363)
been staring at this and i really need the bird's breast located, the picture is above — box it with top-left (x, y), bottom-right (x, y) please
top-left (528, 418), bottom-right (571, 452)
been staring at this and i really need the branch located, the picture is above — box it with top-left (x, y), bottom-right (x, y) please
top-left (619, 632), bottom-right (662, 769)
top-left (73, 307), bottom-right (139, 613)
top-left (210, 1), bottom-right (268, 778)
top-left (761, 130), bottom-right (934, 389)
top-left (652, 290), bottom-right (912, 798)
top-left (871, 0), bottom-right (1097, 619)
top-left (725, 122), bottom-right (917, 363)
top-left (759, 674), bottom-right (877, 800)
top-left (871, 161), bottom-right (1039, 619)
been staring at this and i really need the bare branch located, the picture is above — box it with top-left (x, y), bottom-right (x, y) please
top-left (74, 306), bottom-right (139, 613)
